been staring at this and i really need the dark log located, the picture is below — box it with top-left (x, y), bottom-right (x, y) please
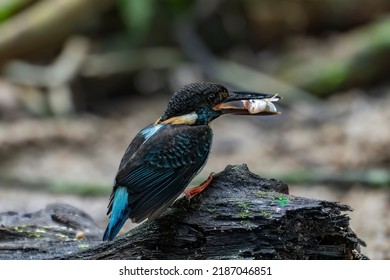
top-left (0, 203), bottom-right (103, 260)
top-left (0, 164), bottom-right (367, 260)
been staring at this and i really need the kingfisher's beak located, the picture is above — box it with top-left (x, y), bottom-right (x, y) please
top-left (214, 91), bottom-right (281, 115)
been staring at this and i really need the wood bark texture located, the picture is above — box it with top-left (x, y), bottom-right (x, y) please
top-left (0, 164), bottom-right (367, 260)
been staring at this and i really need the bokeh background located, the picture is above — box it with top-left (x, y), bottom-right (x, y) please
top-left (0, 0), bottom-right (389, 259)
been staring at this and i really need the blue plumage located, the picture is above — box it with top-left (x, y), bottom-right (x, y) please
top-left (103, 82), bottom-right (280, 240)
top-left (140, 124), bottom-right (163, 142)
top-left (103, 187), bottom-right (130, 241)
top-left (103, 123), bottom-right (212, 240)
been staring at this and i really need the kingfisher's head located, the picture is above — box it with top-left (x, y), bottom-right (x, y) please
top-left (157, 82), bottom-right (280, 125)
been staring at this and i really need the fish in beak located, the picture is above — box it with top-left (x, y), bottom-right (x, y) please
top-left (214, 91), bottom-right (281, 115)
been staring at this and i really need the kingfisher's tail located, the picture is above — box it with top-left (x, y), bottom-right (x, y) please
top-left (103, 187), bottom-right (130, 241)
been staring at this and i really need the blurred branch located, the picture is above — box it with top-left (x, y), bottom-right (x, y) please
top-left (0, 0), bottom-right (36, 22)
top-left (5, 46), bottom-right (183, 83)
top-left (0, 0), bottom-right (114, 64)
top-left (276, 16), bottom-right (390, 96)
top-left (3, 42), bottom-right (184, 116)
top-left (4, 36), bottom-right (90, 115)
top-left (82, 48), bottom-right (184, 77)
top-left (5, 36), bottom-right (90, 87)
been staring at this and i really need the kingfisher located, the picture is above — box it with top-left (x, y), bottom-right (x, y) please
top-left (103, 82), bottom-right (280, 241)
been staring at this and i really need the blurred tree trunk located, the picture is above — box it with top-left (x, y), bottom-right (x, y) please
top-left (0, 0), bottom-right (114, 65)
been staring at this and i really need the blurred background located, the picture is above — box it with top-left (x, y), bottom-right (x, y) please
top-left (0, 0), bottom-right (389, 259)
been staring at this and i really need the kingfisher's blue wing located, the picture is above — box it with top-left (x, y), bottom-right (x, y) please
top-left (107, 124), bottom-right (213, 225)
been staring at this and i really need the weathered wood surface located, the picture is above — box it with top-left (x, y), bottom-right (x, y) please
top-left (0, 203), bottom-right (102, 260)
top-left (0, 164), bottom-right (367, 260)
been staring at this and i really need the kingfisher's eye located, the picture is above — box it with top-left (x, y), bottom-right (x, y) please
top-left (208, 93), bottom-right (218, 103)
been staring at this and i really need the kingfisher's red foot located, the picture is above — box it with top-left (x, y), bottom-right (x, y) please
top-left (184, 173), bottom-right (215, 201)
